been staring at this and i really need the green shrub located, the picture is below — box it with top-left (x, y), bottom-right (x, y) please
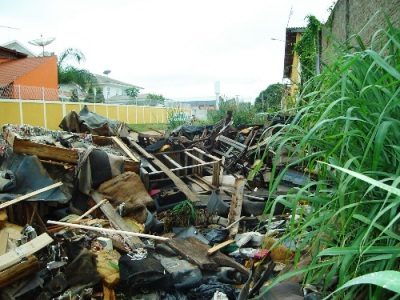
top-left (257, 17), bottom-right (400, 299)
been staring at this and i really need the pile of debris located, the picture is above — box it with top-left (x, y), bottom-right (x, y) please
top-left (0, 106), bottom-right (319, 299)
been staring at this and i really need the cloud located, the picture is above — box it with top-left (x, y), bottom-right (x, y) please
top-left (1, 0), bottom-right (333, 101)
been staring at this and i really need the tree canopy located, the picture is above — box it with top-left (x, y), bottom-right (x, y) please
top-left (254, 83), bottom-right (286, 111)
top-left (125, 87), bottom-right (140, 99)
top-left (58, 48), bottom-right (96, 90)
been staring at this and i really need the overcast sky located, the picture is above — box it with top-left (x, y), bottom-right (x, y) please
top-left (1, 0), bottom-right (334, 102)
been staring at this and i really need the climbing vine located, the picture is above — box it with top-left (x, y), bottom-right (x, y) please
top-left (294, 15), bottom-right (322, 90)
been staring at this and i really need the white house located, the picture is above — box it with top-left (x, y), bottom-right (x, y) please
top-left (1, 40), bottom-right (38, 58)
top-left (95, 74), bottom-right (143, 104)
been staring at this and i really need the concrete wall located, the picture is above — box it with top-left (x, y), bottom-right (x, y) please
top-left (0, 99), bottom-right (191, 130)
top-left (321, 0), bottom-right (400, 62)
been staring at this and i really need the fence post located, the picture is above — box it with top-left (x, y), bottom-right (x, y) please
top-left (42, 87), bottom-right (47, 128)
top-left (19, 98), bottom-right (23, 125)
top-left (126, 105), bottom-right (129, 124)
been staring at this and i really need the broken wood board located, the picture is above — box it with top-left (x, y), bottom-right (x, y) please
top-left (193, 174), bottom-right (219, 191)
top-left (207, 239), bottom-right (235, 255)
top-left (0, 255), bottom-right (40, 288)
top-left (47, 220), bottom-right (168, 241)
top-left (166, 237), bottom-right (249, 275)
top-left (3, 129), bottom-right (140, 172)
top-left (227, 177), bottom-right (245, 237)
top-left (5, 132), bottom-right (78, 164)
top-left (91, 191), bottom-right (144, 249)
top-left (0, 231), bottom-right (8, 255)
top-left (0, 233), bottom-right (53, 272)
top-left (0, 182), bottom-right (63, 210)
top-left (111, 136), bottom-right (140, 163)
top-left (186, 176), bottom-right (211, 192)
top-left (128, 138), bottom-right (199, 202)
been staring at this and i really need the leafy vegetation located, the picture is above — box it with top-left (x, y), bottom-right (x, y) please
top-left (146, 93), bottom-right (166, 106)
top-left (166, 108), bottom-right (192, 129)
top-left (257, 18), bottom-right (400, 299)
top-left (207, 97), bottom-right (256, 126)
top-left (57, 48), bottom-right (96, 90)
top-left (95, 87), bottom-right (105, 103)
top-left (294, 15), bottom-right (322, 91)
top-left (125, 86), bottom-right (140, 99)
top-left (84, 86), bottom-right (95, 103)
top-left (254, 83), bottom-right (286, 112)
top-left (128, 123), bottom-right (167, 133)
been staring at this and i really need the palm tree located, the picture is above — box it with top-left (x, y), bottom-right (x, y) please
top-left (58, 48), bottom-right (96, 90)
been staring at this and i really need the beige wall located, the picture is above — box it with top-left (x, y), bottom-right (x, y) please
top-left (0, 100), bottom-right (191, 130)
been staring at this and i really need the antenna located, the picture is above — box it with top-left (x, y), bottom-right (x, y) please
top-left (103, 70), bottom-right (111, 77)
top-left (286, 6), bottom-right (293, 28)
top-left (28, 35), bottom-right (56, 56)
top-left (0, 25), bottom-right (21, 42)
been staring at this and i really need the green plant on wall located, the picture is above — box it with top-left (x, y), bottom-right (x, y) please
top-left (294, 15), bottom-right (322, 91)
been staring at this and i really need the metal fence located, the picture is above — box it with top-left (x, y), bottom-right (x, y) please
top-left (0, 98), bottom-right (191, 130)
top-left (0, 84), bottom-right (59, 101)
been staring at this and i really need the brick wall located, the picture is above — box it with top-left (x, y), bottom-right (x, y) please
top-left (321, 0), bottom-right (399, 62)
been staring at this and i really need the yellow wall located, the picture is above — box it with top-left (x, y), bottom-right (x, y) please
top-left (0, 100), bottom-right (191, 130)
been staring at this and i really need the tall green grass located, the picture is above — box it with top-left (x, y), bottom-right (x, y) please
top-left (257, 17), bottom-right (400, 299)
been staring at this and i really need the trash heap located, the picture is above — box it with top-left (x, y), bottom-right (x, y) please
top-left (0, 106), bottom-right (321, 300)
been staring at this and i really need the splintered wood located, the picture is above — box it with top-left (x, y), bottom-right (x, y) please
top-left (227, 177), bottom-right (245, 237)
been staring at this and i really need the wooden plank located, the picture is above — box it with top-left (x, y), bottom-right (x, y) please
top-left (0, 182), bottom-right (63, 210)
top-left (0, 231), bottom-right (8, 255)
top-left (207, 239), bottom-right (235, 255)
top-left (128, 139), bottom-right (199, 203)
top-left (184, 151), bottom-right (206, 164)
top-left (10, 139), bottom-right (78, 164)
top-left (162, 154), bottom-right (183, 168)
top-left (166, 237), bottom-right (220, 271)
top-left (151, 158), bottom-right (200, 202)
top-left (127, 138), bottom-right (154, 160)
top-left (111, 136), bottom-right (140, 163)
top-left (193, 174), bottom-right (219, 190)
top-left (149, 161), bottom-right (215, 175)
top-left (0, 255), bottom-right (40, 288)
top-left (227, 178), bottom-right (245, 237)
top-left (46, 220), bottom-right (169, 241)
top-left (185, 176), bottom-right (210, 191)
top-left (0, 233), bottom-right (53, 272)
top-left (91, 191), bottom-right (144, 249)
top-left (166, 237), bottom-right (249, 275)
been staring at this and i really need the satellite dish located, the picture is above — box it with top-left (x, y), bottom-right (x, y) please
top-left (28, 35), bottom-right (56, 56)
top-left (103, 70), bottom-right (111, 76)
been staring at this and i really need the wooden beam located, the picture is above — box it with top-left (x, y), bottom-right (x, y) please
top-left (207, 239), bottom-right (235, 255)
top-left (0, 255), bottom-right (40, 288)
top-left (227, 177), bottom-right (245, 237)
top-left (0, 231), bottom-right (8, 255)
top-left (13, 139), bottom-right (78, 163)
top-left (151, 158), bottom-right (200, 202)
top-left (0, 233), bottom-right (53, 272)
top-left (127, 138), bottom-right (154, 160)
top-left (185, 176), bottom-right (210, 191)
top-left (162, 154), bottom-right (183, 168)
top-left (193, 174), bottom-right (219, 191)
top-left (111, 136), bottom-right (140, 163)
top-left (128, 138), bottom-right (199, 202)
top-left (0, 182), bottom-right (63, 210)
top-left (91, 191), bottom-right (144, 249)
top-left (47, 220), bottom-right (169, 241)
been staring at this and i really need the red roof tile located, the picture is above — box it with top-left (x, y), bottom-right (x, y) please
top-left (0, 56), bottom-right (55, 87)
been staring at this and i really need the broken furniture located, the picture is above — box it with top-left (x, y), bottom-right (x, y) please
top-left (138, 146), bottom-right (221, 191)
